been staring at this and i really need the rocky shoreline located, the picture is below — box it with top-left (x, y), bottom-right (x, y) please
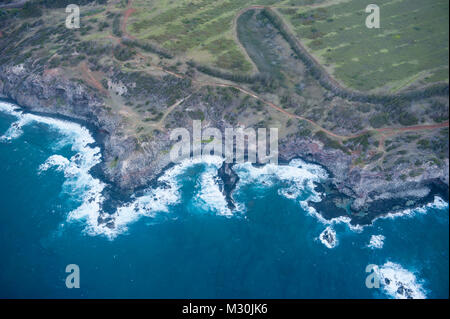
top-left (0, 64), bottom-right (448, 227)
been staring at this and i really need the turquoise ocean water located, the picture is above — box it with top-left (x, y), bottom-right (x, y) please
top-left (0, 101), bottom-right (448, 298)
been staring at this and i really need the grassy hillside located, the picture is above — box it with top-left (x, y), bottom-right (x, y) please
top-left (0, 0), bottom-right (448, 175)
top-left (127, 0), bottom-right (326, 72)
top-left (278, 0), bottom-right (449, 92)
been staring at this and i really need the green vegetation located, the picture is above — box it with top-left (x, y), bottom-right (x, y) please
top-left (237, 10), bottom-right (285, 82)
top-left (369, 113), bottom-right (389, 128)
top-left (398, 112), bottom-right (418, 126)
top-left (187, 110), bottom-right (205, 121)
top-left (129, 0), bottom-right (277, 72)
top-left (314, 131), bottom-right (350, 154)
top-left (187, 60), bottom-right (267, 84)
top-left (345, 133), bottom-right (373, 152)
top-left (113, 45), bottom-right (135, 61)
top-left (112, 14), bottom-right (122, 37)
top-left (0, 0), bottom-right (446, 184)
top-left (122, 38), bottom-right (173, 59)
top-left (110, 156), bottom-right (119, 168)
top-left (279, 0), bottom-right (449, 91)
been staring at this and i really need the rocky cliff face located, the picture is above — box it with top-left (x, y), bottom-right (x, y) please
top-left (0, 64), bottom-right (448, 225)
top-left (0, 64), bottom-right (174, 193)
top-left (279, 135), bottom-right (449, 224)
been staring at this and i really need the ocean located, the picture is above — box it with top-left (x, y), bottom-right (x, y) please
top-left (0, 100), bottom-right (448, 299)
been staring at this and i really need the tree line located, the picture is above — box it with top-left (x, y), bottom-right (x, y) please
top-left (122, 38), bottom-right (173, 59)
top-left (187, 60), bottom-right (277, 86)
top-left (260, 7), bottom-right (449, 104)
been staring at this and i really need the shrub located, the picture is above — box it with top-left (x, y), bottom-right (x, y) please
top-left (369, 113), bottom-right (389, 128)
top-left (398, 112), bottom-right (418, 126)
top-left (113, 45), bottom-right (134, 61)
top-left (122, 38), bottom-right (173, 59)
top-left (112, 15), bottom-right (122, 37)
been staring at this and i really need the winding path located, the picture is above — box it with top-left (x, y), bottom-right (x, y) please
top-left (114, 0), bottom-right (448, 143)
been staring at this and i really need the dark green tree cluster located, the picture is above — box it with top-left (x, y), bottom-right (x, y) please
top-left (112, 14), bottom-right (122, 37)
top-left (122, 38), bottom-right (173, 59)
top-left (187, 60), bottom-right (274, 85)
top-left (113, 45), bottom-right (135, 61)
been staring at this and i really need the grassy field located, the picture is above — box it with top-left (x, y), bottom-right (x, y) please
top-left (278, 0), bottom-right (449, 92)
top-left (127, 0), bottom-right (328, 73)
top-left (127, 0), bottom-right (280, 72)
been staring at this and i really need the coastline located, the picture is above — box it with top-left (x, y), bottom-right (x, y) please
top-left (0, 0), bottom-right (448, 300)
top-left (0, 96), bottom-right (448, 230)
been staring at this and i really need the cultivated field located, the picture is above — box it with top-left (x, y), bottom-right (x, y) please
top-left (278, 0), bottom-right (449, 92)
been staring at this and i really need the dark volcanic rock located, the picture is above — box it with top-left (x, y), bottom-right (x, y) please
top-left (218, 162), bottom-right (239, 210)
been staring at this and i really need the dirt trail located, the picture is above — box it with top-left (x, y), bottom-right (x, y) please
top-left (117, 1), bottom-right (449, 143)
top-left (376, 121), bottom-right (449, 133)
top-left (80, 61), bottom-right (108, 95)
top-left (122, 0), bottom-right (136, 39)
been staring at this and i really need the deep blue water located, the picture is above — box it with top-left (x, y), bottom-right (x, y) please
top-left (0, 101), bottom-right (448, 299)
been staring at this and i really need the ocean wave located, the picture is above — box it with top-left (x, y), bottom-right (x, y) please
top-left (79, 155), bottom-right (230, 239)
top-left (104, 155), bottom-right (229, 238)
top-left (193, 159), bottom-right (231, 216)
top-left (234, 158), bottom-right (327, 187)
top-left (231, 158), bottom-right (367, 235)
top-left (373, 196), bottom-right (449, 223)
top-left (0, 101), bottom-right (113, 237)
top-left (233, 158), bottom-right (327, 205)
top-left (39, 144), bottom-right (231, 238)
top-left (299, 201), bottom-right (363, 232)
top-left (28, 117), bottom-right (108, 237)
top-left (0, 101), bottom-right (21, 115)
top-left (303, 195), bottom-right (449, 235)
top-left (375, 261), bottom-right (427, 299)
top-left (0, 101), bottom-right (28, 141)
top-left (0, 118), bottom-right (29, 141)
top-left (368, 234), bottom-right (385, 249)
top-left (1, 102), bottom-right (233, 239)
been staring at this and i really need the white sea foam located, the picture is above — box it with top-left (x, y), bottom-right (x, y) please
top-left (1, 102), bottom-right (230, 238)
top-left (2, 101), bottom-right (448, 240)
top-left (30, 118), bottom-right (107, 237)
top-left (299, 201), bottom-right (364, 232)
top-left (1, 101), bottom-right (111, 237)
top-left (232, 158), bottom-right (367, 234)
top-left (234, 158), bottom-right (327, 187)
top-left (103, 155), bottom-right (229, 238)
top-left (234, 158), bottom-right (327, 203)
top-left (375, 261), bottom-right (427, 299)
top-left (0, 101), bottom-right (28, 141)
top-left (368, 234), bottom-right (385, 249)
top-left (374, 196), bottom-right (449, 223)
top-left (0, 101), bottom-right (21, 115)
top-left (303, 195), bottom-right (449, 234)
top-left (0, 117), bottom-right (29, 141)
top-left (193, 160), bottom-right (232, 216)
